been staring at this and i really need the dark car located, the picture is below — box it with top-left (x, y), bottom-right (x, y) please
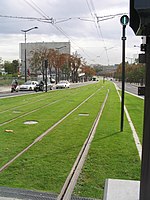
top-left (34, 81), bottom-right (53, 92)
top-left (34, 81), bottom-right (44, 92)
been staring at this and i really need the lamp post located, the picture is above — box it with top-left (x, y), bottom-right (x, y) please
top-left (21, 26), bottom-right (38, 82)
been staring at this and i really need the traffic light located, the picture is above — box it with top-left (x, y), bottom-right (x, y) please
top-left (130, 0), bottom-right (150, 36)
top-left (120, 15), bottom-right (129, 26)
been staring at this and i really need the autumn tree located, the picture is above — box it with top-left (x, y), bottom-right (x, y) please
top-left (29, 47), bottom-right (85, 83)
top-left (114, 62), bottom-right (145, 85)
top-left (81, 65), bottom-right (96, 81)
top-left (68, 53), bottom-right (82, 83)
top-left (29, 47), bottom-right (48, 76)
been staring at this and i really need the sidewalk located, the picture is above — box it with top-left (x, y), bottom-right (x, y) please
top-left (0, 86), bottom-right (10, 93)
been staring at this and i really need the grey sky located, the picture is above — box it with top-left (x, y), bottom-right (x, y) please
top-left (0, 0), bottom-right (141, 65)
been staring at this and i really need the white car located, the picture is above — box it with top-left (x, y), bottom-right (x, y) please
top-left (19, 81), bottom-right (38, 91)
top-left (56, 81), bottom-right (70, 89)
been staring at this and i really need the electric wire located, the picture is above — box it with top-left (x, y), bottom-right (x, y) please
top-left (24, 0), bottom-right (49, 19)
top-left (0, 0), bottom-right (127, 64)
top-left (23, 0), bottom-right (94, 60)
top-left (85, 0), bottom-right (110, 65)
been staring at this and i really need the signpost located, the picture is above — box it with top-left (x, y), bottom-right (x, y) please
top-left (120, 15), bottom-right (129, 132)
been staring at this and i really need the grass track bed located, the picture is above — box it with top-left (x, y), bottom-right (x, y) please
top-left (0, 81), bottom-right (143, 199)
top-left (73, 82), bottom-right (141, 199)
top-left (0, 82), bottom-right (107, 192)
top-left (125, 93), bottom-right (144, 143)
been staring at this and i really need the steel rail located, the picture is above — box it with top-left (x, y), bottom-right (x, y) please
top-left (57, 90), bottom-right (109, 200)
top-left (0, 99), bottom-right (61, 127)
top-left (0, 88), bottom-right (102, 173)
top-left (0, 95), bottom-right (51, 114)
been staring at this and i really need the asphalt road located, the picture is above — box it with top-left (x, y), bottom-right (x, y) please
top-left (0, 81), bottom-right (144, 99)
top-left (0, 81), bottom-right (98, 98)
top-left (113, 80), bottom-right (144, 97)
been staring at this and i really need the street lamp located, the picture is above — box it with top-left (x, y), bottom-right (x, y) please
top-left (21, 26), bottom-right (38, 82)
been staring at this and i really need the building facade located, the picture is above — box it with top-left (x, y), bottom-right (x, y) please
top-left (19, 41), bottom-right (71, 76)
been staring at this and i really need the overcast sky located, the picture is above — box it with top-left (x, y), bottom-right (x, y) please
top-left (0, 0), bottom-right (141, 65)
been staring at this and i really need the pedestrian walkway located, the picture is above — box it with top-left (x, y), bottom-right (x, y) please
top-left (0, 86), bottom-right (10, 93)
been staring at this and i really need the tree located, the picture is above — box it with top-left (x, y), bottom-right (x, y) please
top-left (114, 62), bottom-right (145, 85)
top-left (81, 65), bottom-right (96, 81)
top-left (29, 47), bottom-right (48, 76)
top-left (68, 53), bottom-right (82, 83)
top-left (4, 60), bottom-right (19, 75)
top-left (29, 47), bottom-right (86, 83)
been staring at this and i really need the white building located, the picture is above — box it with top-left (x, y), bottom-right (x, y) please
top-left (19, 41), bottom-right (71, 75)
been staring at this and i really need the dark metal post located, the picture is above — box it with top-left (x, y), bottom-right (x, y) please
top-left (24, 32), bottom-right (27, 82)
top-left (120, 25), bottom-right (126, 132)
top-left (42, 60), bottom-right (45, 82)
top-left (140, 36), bottom-right (150, 200)
top-left (45, 60), bottom-right (48, 92)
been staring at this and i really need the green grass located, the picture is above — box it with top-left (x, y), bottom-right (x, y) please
top-left (0, 82), bottom-right (107, 193)
top-left (0, 83), bottom-right (104, 167)
top-left (73, 82), bottom-right (141, 199)
top-left (0, 82), bottom-right (107, 192)
top-left (0, 81), bottom-right (143, 199)
top-left (125, 93), bottom-right (144, 143)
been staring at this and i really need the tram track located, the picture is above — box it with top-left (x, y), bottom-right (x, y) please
top-left (0, 87), bottom-right (104, 173)
top-left (0, 99), bottom-right (62, 127)
top-left (57, 90), bottom-right (109, 200)
top-left (0, 95), bottom-right (53, 114)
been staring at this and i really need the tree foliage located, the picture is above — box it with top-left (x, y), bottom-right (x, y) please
top-left (29, 47), bottom-right (95, 82)
top-left (82, 65), bottom-right (96, 81)
top-left (114, 62), bottom-right (145, 85)
top-left (4, 60), bottom-right (19, 75)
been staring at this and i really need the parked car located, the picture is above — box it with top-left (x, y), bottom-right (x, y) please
top-left (19, 81), bottom-right (38, 91)
top-left (56, 80), bottom-right (70, 89)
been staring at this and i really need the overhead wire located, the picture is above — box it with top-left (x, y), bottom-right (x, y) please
top-left (23, 0), bottom-right (49, 19)
top-left (85, 0), bottom-right (110, 65)
top-left (0, 0), bottom-right (127, 64)
top-left (0, 13), bottom-right (127, 23)
top-left (23, 0), bottom-right (93, 60)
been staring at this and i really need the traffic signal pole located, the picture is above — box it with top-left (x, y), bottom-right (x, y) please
top-left (140, 36), bottom-right (150, 200)
top-left (120, 15), bottom-right (129, 132)
top-left (120, 25), bottom-right (126, 132)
